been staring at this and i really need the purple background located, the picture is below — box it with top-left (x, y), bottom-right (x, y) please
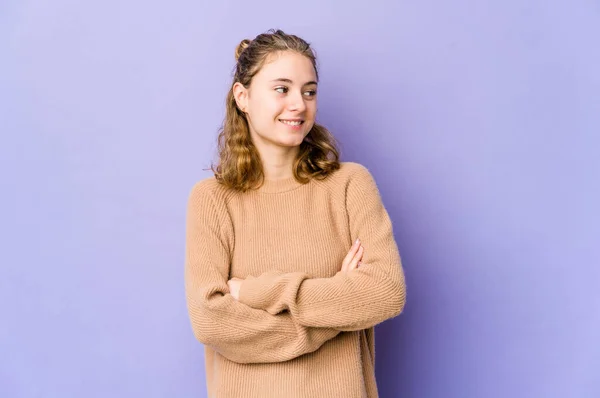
top-left (2, 1), bottom-right (599, 397)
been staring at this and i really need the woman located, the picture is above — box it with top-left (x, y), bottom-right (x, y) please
top-left (184, 29), bottom-right (406, 398)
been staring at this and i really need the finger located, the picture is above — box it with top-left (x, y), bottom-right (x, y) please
top-left (348, 246), bottom-right (364, 271)
top-left (341, 239), bottom-right (361, 272)
top-left (344, 243), bottom-right (364, 273)
top-left (349, 246), bottom-right (364, 271)
top-left (358, 246), bottom-right (365, 267)
top-left (344, 239), bottom-right (361, 263)
top-left (353, 245), bottom-right (364, 261)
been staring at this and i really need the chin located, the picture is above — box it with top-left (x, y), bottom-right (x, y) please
top-left (277, 138), bottom-right (305, 148)
top-left (272, 132), bottom-right (308, 146)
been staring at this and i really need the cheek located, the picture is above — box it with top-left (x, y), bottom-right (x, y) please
top-left (306, 103), bottom-right (317, 120)
top-left (256, 99), bottom-right (285, 121)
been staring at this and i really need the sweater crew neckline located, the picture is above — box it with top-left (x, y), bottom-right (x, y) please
top-left (257, 175), bottom-right (306, 194)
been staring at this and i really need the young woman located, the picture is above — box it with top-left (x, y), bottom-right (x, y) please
top-left (184, 29), bottom-right (406, 398)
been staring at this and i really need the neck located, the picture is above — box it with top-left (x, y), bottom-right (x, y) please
top-left (252, 139), bottom-right (301, 181)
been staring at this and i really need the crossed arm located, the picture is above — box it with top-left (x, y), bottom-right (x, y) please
top-left (184, 167), bottom-right (405, 364)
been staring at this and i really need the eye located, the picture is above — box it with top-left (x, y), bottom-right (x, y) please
top-left (275, 86), bottom-right (288, 94)
top-left (304, 90), bottom-right (317, 97)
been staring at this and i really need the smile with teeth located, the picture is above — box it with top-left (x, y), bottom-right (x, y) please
top-left (279, 119), bottom-right (304, 126)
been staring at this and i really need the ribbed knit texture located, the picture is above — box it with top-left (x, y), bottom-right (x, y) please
top-left (184, 161), bottom-right (406, 398)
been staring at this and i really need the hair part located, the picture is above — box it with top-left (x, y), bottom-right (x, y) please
top-left (210, 29), bottom-right (341, 193)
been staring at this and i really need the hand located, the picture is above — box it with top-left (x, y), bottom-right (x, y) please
top-left (227, 277), bottom-right (244, 300)
top-left (341, 238), bottom-right (364, 273)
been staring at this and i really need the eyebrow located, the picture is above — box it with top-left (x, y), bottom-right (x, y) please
top-left (270, 78), bottom-right (318, 86)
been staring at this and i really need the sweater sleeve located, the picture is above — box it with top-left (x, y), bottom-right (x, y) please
top-left (184, 180), bottom-right (340, 364)
top-left (237, 165), bottom-right (406, 332)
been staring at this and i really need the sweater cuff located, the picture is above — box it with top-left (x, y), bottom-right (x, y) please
top-left (238, 271), bottom-right (309, 313)
top-left (238, 272), bottom-right (280, 310)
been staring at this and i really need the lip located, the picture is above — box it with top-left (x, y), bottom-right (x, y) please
top-left (278, 118), bottom-right (304, 122)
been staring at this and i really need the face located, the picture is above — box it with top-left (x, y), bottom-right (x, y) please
top-left (233, 51), bottom-right (318, 150)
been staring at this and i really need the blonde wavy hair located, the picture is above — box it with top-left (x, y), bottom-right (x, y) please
top-left (210, 29), bottom-right (341, 192)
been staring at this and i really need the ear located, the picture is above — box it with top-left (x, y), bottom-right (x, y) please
top-left (233, 82), bottom-right (248, 113)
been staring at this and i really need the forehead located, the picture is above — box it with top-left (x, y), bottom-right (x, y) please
top-left (254, 51), bottom-right (317, 83)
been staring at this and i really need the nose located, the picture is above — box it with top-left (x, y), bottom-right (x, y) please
top-left (287, 90), bottom-right (306, 113)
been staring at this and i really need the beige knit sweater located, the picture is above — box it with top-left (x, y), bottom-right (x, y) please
top-left (184, 161), bottom-right (406, 398)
